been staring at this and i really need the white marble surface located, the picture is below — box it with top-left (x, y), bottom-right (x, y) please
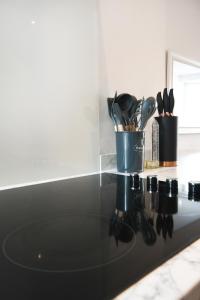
top-left (115, 239), bottom-right (200, 300)
top-left (113, 151), bottom-right (200, 300)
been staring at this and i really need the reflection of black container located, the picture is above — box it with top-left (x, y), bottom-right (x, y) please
top-left (156, 193), bottom-right (178, 215)
top-left (116, 176), bottom-right (133, 212)
top-left (155, 116), bottom-right (178, 167)
top-left (116, 131), bottom-right (145, 173)
top-left (188, 181), bottom-right (200, 201)
top-left (116, 175), bottom-right (144, 212)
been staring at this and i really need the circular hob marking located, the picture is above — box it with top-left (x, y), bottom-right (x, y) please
top-left (2, 213), bottom-right (136, 273)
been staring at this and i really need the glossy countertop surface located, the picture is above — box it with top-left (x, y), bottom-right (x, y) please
top-left (112, 152), bottom-right (200, 300)
top-left (0, 170), bottom-right (200, 299)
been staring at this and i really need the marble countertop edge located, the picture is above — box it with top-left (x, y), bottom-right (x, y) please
top-left (114, 238), bottom-right (200, 300)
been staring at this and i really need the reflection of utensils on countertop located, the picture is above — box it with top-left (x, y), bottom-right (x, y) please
top-left (162, 215), bottom-right (167, 240)
top-left (156, 214), bottom-right (174, 240)
top-left (156, 214), bottom-right (162, 236)
top-left (148, 214), bottom-right (154, 226)
top-left (145, 192), bottom-right (157, 226)
top-left (166, 215), bottom-right (173, 238)
top-left (140, 211), bottom-right (157, 246)
top-left (156, 92), bottom-right (164, 116)
top-left (109, 212), bottom-right (134, 246)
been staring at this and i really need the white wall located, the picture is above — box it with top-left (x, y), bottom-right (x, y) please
top-left (99, 0), bottom-right (200, 157)
top-left (0, 0), bottom-right (100, 186)
top-left (98, 0), bottom-right (166, 155)
top-left (1, 0), bottom-right (200, 186)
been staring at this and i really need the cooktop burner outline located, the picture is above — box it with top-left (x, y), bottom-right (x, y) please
top-left (1, 173), bottom-right (200, 299)
top-left (2, 213), bottom-right (136, 273)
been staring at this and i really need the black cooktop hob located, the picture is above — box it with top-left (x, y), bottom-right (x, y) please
top-left (0, 173), bottom-right (200, 300)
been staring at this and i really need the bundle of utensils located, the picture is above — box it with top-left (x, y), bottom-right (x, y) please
top-left (107, 92), bottom-right (156, 132)
top-left (156, 88), bottom-right (175, 117)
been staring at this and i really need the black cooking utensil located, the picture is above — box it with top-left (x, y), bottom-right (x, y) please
top-left (112, 102), bottom-right (125, 131)
top-left (128, 96), bottom-right (138, 115)
top-left (163, 88), bottom-right (170, 116)
top-left (127, 95), bottom-right (138, 130)
top-left (114, 90), bottom-right (118, 100)
top-left (156, 92), bottom-right (163, 116)
top-left (169, 89), bottom-right (175, 116)
top-left (116, 93), bottom-right (134, 112)
top-left (107, 98), bottom-right (114, 119)
top-left (107, 97), bottom-right (119, 131)
top-left (115, 93), bottom-right (138, 130)
top-left (107, 91), bottom-right (118, 130)
top-left (139, 97), bottom-right (156, 130)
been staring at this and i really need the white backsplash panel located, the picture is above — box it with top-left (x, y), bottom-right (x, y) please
top-left (0, 0), bottom-right (100, 186)
top-left (100, 153), bottom-right (116, 171)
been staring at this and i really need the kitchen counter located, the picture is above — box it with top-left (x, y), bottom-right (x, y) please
top-left (1, 153), bottom-right (200, 300)
top-left (115, 239), bottom-right (200, 300)
top-left (110, 151), bottom-right (200, 300)
top-left (112, 191), bottom-right (200, 300)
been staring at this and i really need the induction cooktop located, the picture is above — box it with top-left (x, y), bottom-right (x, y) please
top-left (0, 173), bottom-right (200, 300)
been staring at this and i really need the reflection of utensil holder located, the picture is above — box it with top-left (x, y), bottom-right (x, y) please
top-left (116, 131), bottom-right (145, 173)
top-left (155, 193), bottom-right (178, 215)
top-left (155, 116), bottom-right (178, 167)
top-left (116, 175), bottom-right (144, 212)
top-left (116, 176), bottom-right (133, 212)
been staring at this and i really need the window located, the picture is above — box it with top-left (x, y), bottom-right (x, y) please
top-left (167, 52), bottom-right (200, 134)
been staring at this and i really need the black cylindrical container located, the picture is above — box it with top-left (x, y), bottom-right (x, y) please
top-left (116, 131), bottom-right (145, 173)
top-left (155, 116), bottom-right (178, 167)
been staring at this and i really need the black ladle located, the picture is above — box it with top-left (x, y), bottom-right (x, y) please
top-left (114, 93), bottom-right (132, 129)
top-left (116, 93), bottom-right (134, 112)
top-left (115, 93), bottom-right (138, 129)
